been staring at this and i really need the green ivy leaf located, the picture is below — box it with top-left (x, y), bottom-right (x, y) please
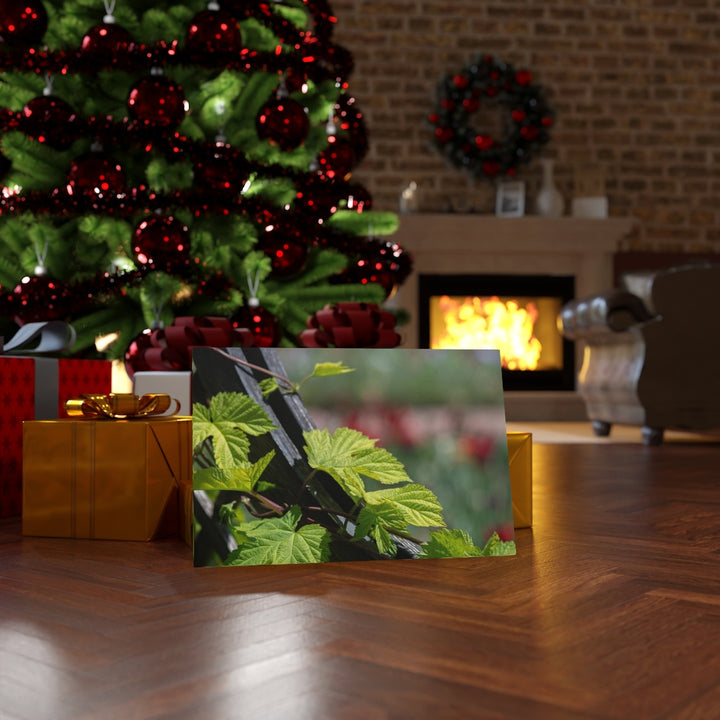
top-left (225, 506), bottom-right (330, 566)
top-left (418, 528), bottom-right (483, 559)
top-left (311, 361), bottom-right (355, 378)
top-left (193, 451), bottom-right (275, 491)
top-left (364, 484), bottom-right (445, 528)
top-left (304, 427), bottom-right (411, 501)
top-left (192, 392), bottom-right (276, 469)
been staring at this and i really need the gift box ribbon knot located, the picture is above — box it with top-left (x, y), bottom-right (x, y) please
top-left (65, 393), bottom-right (179, 419)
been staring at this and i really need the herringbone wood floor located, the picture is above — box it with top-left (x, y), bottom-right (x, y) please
top-left (2, 441), bottom-right (720, 720)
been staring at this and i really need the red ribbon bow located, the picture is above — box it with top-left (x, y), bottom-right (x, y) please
top-left (298, 302), bottom-right (401, 348)
top-left (141, 316), bottom-right (254, 371)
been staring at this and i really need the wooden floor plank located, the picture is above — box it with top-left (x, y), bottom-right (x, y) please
top-left (2, 442), bottom-right (720, 718)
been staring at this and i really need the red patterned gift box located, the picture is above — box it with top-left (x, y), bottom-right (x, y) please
top-left (0, 358), bottom-right (36, 518)
top-left (0, 323), bottom-right (111, 518)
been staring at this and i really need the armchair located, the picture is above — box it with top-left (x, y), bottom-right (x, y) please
top-left (558, 263), bottom-right (720, 444)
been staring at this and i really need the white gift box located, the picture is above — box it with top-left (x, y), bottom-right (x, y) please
top-left (133, 371), bottom-right (192, 416)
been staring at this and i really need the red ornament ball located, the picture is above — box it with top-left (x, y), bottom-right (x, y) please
top-left (133, 214), bottom-right (190, 269)
top-left (21, 95), bottom-right (77, 149)
top-left (260, 226), bottom-right (308, 277)
top-left (0, 1), bottom-right (48, 48)
top-left (12, 273), bottom-right (66, 323)
top-left (123, 328), bottom-right (153, 379)
top-left (256, 97), bottom-right (310, 151)
top-left (317, 137), bottom-right (356, 181)
top-left (81, 22), bottom-right (133, 59)
top-left (194, 143), bottom-right (247, 195)
top-left (66, 152), bottom-right (125, 198)
top-left (128, 74), bottom-right (187, 129)
top-left (186, 8), bottom-right (241, 54)
top-left (230, 303), bottom-right (280, 347)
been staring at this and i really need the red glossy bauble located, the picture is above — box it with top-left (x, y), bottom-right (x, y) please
top-left (260, 226), bottom-right (308, 277)
top-left (66, 152), bottom-right (125, 198)
top-left (128, 75), bottom-right (187, 129)
top-left (81, 22), bottom-right (133, 59)
top-left (230, 304), bottom-right (280, 347)
top-left (0, 1), bottom-right (48, 48)
top-left (21, 95), bottom-right (76, 149)
top-left (256, 97), bottom-right (309, 151)
top-left (123, 328), bottom-right (153, 379)
top-left (133, 214), bottom-right (190, 269)
top-left (317, 137), bottom-right (356, 181)
top-left (186, 8), bottom-right (241, 54)
top-left (194, 143), bottom-right (247, 195)
top-left (12, 274), bottom-right (67, 323)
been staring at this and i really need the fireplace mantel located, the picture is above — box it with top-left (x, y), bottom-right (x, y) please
top-left (390, 214), bottom-right (638, 421)
top-left (391, 214), bottom-right (637, 349)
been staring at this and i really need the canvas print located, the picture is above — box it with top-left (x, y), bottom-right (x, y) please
top-left (192, 347), bottom-right (516, 566)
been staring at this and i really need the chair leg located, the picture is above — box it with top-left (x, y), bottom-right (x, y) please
top-left (642, 426), bottom-right (664, 446)
top-left (592, 420), bottom-right (611, 437)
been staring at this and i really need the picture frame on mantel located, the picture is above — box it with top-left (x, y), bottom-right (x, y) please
top-left (495, 181), bottom-right (525, 217)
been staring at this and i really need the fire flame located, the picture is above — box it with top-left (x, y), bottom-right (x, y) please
top-left (433, 295), bottom-right (542, 370)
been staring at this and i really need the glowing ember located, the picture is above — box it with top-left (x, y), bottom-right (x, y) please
top-left (432, 295), bottom-right (542, 370)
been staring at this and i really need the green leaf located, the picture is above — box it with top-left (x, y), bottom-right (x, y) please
top-left (193, 451), bottom-right (275, 491)
top-left (370, 523), bottom-right (397, 558)
top-left (354, 507), bottom-right (400, 557)
top-left (210, 392), bottom-right (277, 437)
top-left (304, 427), bottom-right (411, 501)
top-left (259, 377), bottom-right (280, 398)
top-left (311, 361), bottom-right (355, 378)
top-left (193, 402), bottom-right (249, 467)
top-left (193, 393), bottom-right (276, 469)
top-left (364, 484), bottom-right (446, 528)
top-left (225, 506), bottom-right (331, 566)
top-left (418, 528), bottom-right (483, 559)
top-left (480, 532), bottom-right (517, 557)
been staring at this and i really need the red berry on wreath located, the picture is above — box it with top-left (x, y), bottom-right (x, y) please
top-left (0, 1), bottom-right (47, 48)
top-left (435, 127), bottom-right (453, 144)
top-left (256, 97), bottom-right (309, 151)
top-left (128, 71), bottom-right (187, 129)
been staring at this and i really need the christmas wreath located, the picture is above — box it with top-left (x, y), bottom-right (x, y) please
top-left (428, 54), bottom-right (554, 181)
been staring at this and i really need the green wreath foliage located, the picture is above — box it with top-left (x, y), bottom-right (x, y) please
top-left (428, 54), bottom-right (555, 182)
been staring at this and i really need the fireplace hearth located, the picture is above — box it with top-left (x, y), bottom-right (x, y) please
top-left (418, 273), bottom-right (575, 392)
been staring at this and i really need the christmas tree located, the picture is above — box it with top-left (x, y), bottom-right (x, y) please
top-left (0, 0), bottom-right (411, 369)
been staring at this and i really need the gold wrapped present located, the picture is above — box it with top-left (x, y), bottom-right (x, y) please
top-left (507, 432), bottom-right (532, 528)
top-left (22, 393), bottom-right (191, 541)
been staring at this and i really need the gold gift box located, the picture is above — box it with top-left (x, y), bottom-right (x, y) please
top-left (507, 432), bottom-right (532, 528)
top-left (22, 417), bottom-right (192, 541)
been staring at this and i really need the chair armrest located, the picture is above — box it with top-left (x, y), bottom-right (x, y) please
top-left (559, 290), bottom-right (655, 339)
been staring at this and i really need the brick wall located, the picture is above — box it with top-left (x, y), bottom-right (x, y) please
top-left (331, 0), bottom-right (720, 249)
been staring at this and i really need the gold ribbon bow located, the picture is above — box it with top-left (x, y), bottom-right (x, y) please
top-left (64, 393), bottom-right (179, 419)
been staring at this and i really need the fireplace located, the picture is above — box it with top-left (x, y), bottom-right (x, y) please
top-left (418, 273), bottom-right (575, 391)
top-left (389, 214), bottom-right (637, 419)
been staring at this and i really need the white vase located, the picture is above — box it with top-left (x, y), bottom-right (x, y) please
top-left (535, 158), bottom-right (565, 217)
